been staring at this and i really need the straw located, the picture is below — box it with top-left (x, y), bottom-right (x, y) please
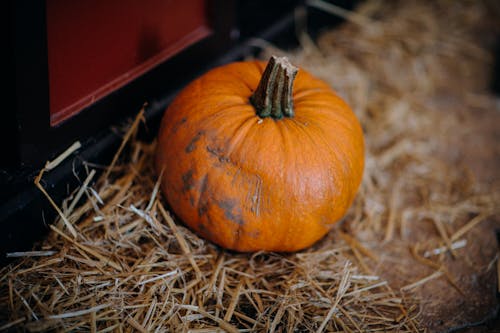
top-left (1, 0), bottom-right (499, 331)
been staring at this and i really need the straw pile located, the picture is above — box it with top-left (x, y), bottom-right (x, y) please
top-left (1, 0), bottom-right (499, 331)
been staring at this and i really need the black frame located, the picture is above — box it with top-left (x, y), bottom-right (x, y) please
top-left (5, 0), bottom-right (235, 169)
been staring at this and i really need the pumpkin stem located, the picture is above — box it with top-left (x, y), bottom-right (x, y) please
top-left (250, 56), bottom-right (298, 119)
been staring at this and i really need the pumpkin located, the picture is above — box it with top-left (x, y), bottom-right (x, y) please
top-left (156, 56), bottom-right (364, 252)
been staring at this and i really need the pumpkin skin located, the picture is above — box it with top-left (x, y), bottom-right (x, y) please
top-left (156, 58), bottom-right (364, 252)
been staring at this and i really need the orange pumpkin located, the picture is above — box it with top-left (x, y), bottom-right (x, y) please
top-left (156, 56), bottom-right (364, 252)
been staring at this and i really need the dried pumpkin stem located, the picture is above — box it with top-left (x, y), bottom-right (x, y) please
top-left (250, 56), bottom-right (298, 119)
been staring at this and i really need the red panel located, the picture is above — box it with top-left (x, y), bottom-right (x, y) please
top-left (46, 0), bottom-right (211, 126)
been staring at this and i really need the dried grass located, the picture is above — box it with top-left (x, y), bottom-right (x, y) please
top-left (1, 0), bottom-right (500, 331)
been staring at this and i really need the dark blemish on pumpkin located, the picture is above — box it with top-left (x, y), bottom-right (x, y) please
top-left (218, 199), bottom-right (245, 226)
top-left (185, 131), bottom-right (204, 153)
top-left (197, 174), bottom-right (209, 217)
top-left (181, 169), bottom-right (194, 192)
top-left (199, 174), bottom-right (208, 195)
top-left (173, 117), bottom-right (188, 133)
top-left (206, 146), bottom-right (230, 163)
top-left (198, 203), bottom-right (209, 216)
top-left (198, 222), bottom-right (214, 239)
